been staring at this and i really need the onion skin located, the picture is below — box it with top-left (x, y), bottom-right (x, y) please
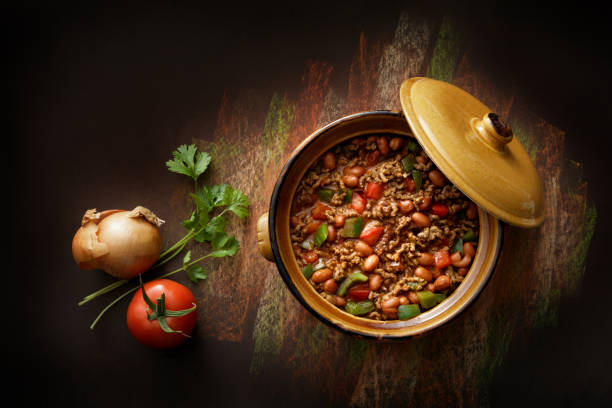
top-left (72, 207), bottom-right (163, 279)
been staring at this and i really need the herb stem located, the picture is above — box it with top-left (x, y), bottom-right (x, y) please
top-left (89, 286), bottom-right (139, 330)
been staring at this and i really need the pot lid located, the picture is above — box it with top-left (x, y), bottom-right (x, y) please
top-left (399, 77), bottom-right (544, 228)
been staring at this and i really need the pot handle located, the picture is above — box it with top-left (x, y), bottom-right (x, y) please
top-left (257, 212), bottom-right (274, 262)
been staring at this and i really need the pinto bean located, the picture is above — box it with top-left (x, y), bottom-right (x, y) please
top-left (344, 165), bottom-right (366, 177)
top-left (411, 212), bottom-right (431, 228)
top-left (399, 199), bottom-right (415, 214)
top-left (365, 150), bottom-right (381, 166)
top-left (355, 240), bottom-right (373, 256)
top-left (399, 296), bottom-right (409, 305)
top-left (290, 216), bottom-right (300, 227)
top-left (408, 291), bottom-right (419, 304)
top-left (327, 225), bottom-right (337, 242)
top-left (417, 252), bottom-right (435, 266)
top-left (428, 169), bottom-right (446, 187)
top-left (335, 296), bottom-right (347, 307)
top-left (311, 268), bottom-right (332, 283)
top-left (369, 274), bottom-right (382, 291)
top-left (417, 195), bottom-right (432, 211)
top-left (389, 137), bottom-right (404, 151)
top-left (452, 254), bottom-right (472, 268)
top-left (342, 174), bottom-right (359, 187)
top-left (334, 214), bottom-right (346, 228)
top-left (414, 266), bottom-right (433, 282)
top-left (433, 275), bottom-right (451, 291)
top-left (363, 254), bottom-right (380, 272)
top-left (463, 242), bottom-right (475, 258)
top-left (323, 278), bottom-right (338, 293)
top-left (382, 297), bottom-right (400, 317)
top-left (322, 152), bottom-right (337, 170)
top-left (376, 136), bottom-right (390, 155)
top-left (405, 177), bottom-right (416, 192)
top-left (458, 268), bottom-right (469, 276)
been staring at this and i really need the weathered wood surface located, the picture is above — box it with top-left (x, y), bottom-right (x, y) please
top-left (180, 11), bottom-right (594, 407)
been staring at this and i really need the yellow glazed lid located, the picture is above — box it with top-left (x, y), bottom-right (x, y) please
top-left (399, 77), bottom-right (544, 228)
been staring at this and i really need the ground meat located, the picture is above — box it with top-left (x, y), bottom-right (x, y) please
top-left (290, 134), bottom-right (480, 321)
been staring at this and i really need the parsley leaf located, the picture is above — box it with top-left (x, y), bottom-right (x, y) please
top-left (166, 144), bottom-right (211, 183)
top-left (209, 236), bottom-right (239, 258)
top-left (182, 250), bottom-right (208, 283)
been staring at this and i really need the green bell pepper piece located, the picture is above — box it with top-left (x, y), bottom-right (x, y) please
top-left (318, 188), bottom-right (334, 203)
top-left (345, 300), bottom-right (375, 316)
top-left (434, 293), bottom-right (447, 304)
top-left (412, 169), bottom-right (422, 191)
top-left (343, 189), bottom-right (353, 204)
top-left (407, 140), bottom-right (422, 153)
top-left (302, 264), bottom-right (314, 279)
top-left (451, 238), bottom-right (464, 256)
top-left (398, 304), bottom-right (421, 320)
top-left (417, 291), bottom-right (438, 309)
top-left (336, 272), bottom-right (368, 296)
top-left (314, 222), bottom-right (329, 247)
top-left (463, 229), bottom-right (478, 242)
top-left (342, 217), bottom-right (363, 238)
top-left (401, 155), bottom-right (416, 172)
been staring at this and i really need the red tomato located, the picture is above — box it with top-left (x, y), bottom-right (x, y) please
top-left (434, 249), bottom-right (451, 269)
top-left (127, 279), bottom-right (197, 349)
top-left (312, 201), bottom-right (330, 220)
top-left (303, 250), bottom-right (319, 264)
top-left (430, 203), bottom-right (449, 217)
top-left (365, 182), bottom-right (385, 200)
top-left (347, 283), bottom-right (370, 301)
top-left (359, 224), bottom-right (385, 246)
top-left (349, 192), bottom-right (366, 214)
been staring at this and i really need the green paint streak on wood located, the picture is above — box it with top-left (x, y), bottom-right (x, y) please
top-left (426, 16), bottom-right (464, 83)
top-left (249, 273), bottom-right (288, 375)
top-left (262, 92), bottom-right (296, 168)
top-left (564, 204), bottom-right (597, 294)
top-left (346, 337), bottom-right (369, 374)
top-left (510, 121), bottom-right (539, 160)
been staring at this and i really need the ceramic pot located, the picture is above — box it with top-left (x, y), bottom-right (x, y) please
top-left (257, 110), bottom-right (503, 339)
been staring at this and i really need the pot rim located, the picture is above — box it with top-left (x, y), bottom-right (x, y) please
top-left (268, 110), bottom-right (503, 339)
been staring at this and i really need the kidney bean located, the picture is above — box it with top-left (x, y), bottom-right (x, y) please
top-left (466, 202), bottom-right (478, 220)
top-left (414, 266), bottom-right (433, 282)
top-left (311, 268), bottom-right (332, 283)
top-left (433, 275), bottom-right (451, 291)
top-left (376, 136), bottom-right (389, 155)
top-left (322, 152), bottom-right (337, 170)
top-left (399, 199), bottom-right (415, 214)
top-left (323, 278), bottom-right (338, 293)
top-left (342, 174), bottom-right (359, 187)
top-left (355, 240), bottom-right (373, 256)
top-left (428, 169), bottom-right (446, 187)
top-left (334, 214), bottom-right (345, 228)
top-left (389, 137), bottom-right (404, 151)
top-left (327, 225), bottom-right (337, 242)
top-left (363, 254), bottom-right (380, 272)
top-left (369, 274), bottom-right (382, 291)
top-left (405, 177), bottom-right (416, 192)
top-left (411, 212), bottom-right (431, 228)
top-left (417, 252), bottom-right (435, 266)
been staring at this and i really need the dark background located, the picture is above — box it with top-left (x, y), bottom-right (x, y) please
top-left (6, 1), bottom-right (612, 406)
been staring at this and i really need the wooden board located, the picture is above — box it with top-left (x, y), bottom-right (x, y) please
top-left (171, 11), bottom-right (595, 407)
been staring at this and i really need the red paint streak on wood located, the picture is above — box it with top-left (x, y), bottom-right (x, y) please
top-left (285, 60), bottom-right (333, 152)
top-left (346, 32), bottom-right (385, 113)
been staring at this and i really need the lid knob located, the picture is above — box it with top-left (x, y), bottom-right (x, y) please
top-left (472, 112), bottom-right (513, 151)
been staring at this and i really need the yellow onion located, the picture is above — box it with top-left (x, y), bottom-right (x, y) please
top-left (72, 206), bottom-right (164, 279)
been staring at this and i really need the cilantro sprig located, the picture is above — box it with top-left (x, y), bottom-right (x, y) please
top-left (79, 144), bottom-right (250, 329)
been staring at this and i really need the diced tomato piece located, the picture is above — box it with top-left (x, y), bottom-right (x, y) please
top-left (365, 182), bottom-right (385, 200)
top-left (312, 201), bottom-right (330, 220)
top-left (347, 283), bottom-right (370, 301)
top-left (359, 224), bottom-right (385, 246)
top-left (430, 203), bottom-right (449, 218)
top-left (349, 192), bottom-right (366, 214)
top-left (434, 249), bottom-right (451, 269)
top-left (303, 250), bottom-right (319, 264)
